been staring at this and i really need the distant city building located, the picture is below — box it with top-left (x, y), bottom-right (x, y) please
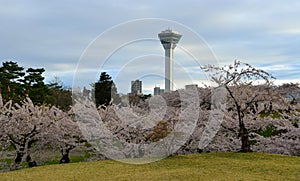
top-left (154, 86), bottom-right (164, 95)
top-left (131, 80), bottom-right (142, 94)
top-left (72, 87), bottom-right (81, 95)
top-left (82, 86), bottom-right (91, 98)
top-left (160, 89), bottom-right (165, 95)
top-left (185, 84), bottom-right (198, 90)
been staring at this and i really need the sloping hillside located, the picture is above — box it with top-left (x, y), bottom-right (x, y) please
top-left (1, 152), bottom-right (299, 181)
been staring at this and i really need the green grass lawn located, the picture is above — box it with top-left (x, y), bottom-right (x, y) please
top-left (1, 152), bottom-right (299, 181)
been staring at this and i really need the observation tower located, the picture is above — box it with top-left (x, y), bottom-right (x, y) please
top-left (158, 29), bottom-right (182, 92)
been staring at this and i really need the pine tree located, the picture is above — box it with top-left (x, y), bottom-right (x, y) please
top-left (0, 61), bottom-right (25, 103)
top-left (93, 72), bottom-right (119, 107)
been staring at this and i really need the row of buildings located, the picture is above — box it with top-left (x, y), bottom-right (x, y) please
top-left (131, 79), bottom-right (198, 96)
top-left (131, 79), bottom-right (164, 96)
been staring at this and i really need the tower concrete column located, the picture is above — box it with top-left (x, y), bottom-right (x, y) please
top-left (165, 47), bottom-right (173, 92)
top-left (158, 29), bottom-right (181, 93)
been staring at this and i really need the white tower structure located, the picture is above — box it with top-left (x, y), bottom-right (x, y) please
top-left (158, 29), bottom-right (182, 92)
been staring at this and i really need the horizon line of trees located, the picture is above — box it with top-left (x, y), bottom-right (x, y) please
top-left (0, 61), bottom-right (137, 110)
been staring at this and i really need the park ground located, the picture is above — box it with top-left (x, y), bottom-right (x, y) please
top-left (0, 152), bottom-right (299, 180)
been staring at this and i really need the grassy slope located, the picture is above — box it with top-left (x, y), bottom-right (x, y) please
top-left (0, 152), bottom-right (299, 181)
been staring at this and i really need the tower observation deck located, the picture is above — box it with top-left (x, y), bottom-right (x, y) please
top-left (158, 29), bottom-right (182, 92)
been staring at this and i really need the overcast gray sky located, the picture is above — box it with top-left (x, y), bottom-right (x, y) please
top-left (1, 0), bottom-right (300, 94)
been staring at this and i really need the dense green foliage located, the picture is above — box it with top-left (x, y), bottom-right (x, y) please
top-left (257, 125), bottom-right (288, 138)
top-left (44, 80), bottom-right (72, 111)
top-left (92, 72), bottom-right (120, 107)
top-left (0, 61), bottom-right (45, 103)
top-left (0, 61), bottom-right (72, 109)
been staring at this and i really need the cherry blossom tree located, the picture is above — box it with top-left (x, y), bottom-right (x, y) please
top-left (0, 94), bottom-right (86, 169)
top-left (0, 96), bottom-right (53, 169)
top-left (39, 106), bottom-right (86, 164)
top-left (275, 83), bottom-right (300, 105)
top-left (201, 60), bottom-right (276, 152)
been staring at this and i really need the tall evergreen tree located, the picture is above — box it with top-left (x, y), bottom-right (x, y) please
top-left (93, 72), bottom-right (119, 107)
top-left (0, 61), bottom-right (48, 104)
top-left (23, 68), bottom-right (48, 104)
top-left (0, 61), bottom-right (25, 102)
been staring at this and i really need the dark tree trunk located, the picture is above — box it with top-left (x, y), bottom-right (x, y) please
top-left (59, 153), bottom-right (70, 164)
top-left (15, 143), bottom-right (26, 164)
top-left (8, 126), bottom-right (38, 170)
top-left (26, 154), bottom-right (37, 167)
top-left (15, 150), bottom-right (24, 164)
top-left (225, 85), bottom-right (252, 152)
top-left (12, 143), bottom-right (26, 170)
top-left (59, 145), bottom-right (74, 164)
top-left (239, 127), bottom-right (252, 152)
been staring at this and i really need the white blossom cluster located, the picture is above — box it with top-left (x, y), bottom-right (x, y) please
top-left (0, 94), bottom-right (85, 170)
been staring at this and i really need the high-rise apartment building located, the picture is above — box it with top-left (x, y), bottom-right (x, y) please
top-left (131, 80), bottom-right (142, 94)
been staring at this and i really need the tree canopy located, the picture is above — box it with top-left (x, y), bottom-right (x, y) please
top-left (201, 60), bottom-right (276, 152)
top-left (92, 72), bottom-right (120, 107)
top-left (0, 61), bottom-right (72, 109)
